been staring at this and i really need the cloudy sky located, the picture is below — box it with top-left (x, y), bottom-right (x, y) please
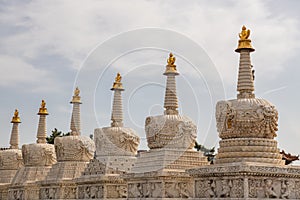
top-left (0, 0), bottom-right (300, 157)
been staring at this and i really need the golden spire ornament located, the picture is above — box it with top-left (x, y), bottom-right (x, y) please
top-left (38, 100), bottom-right (48, 115)
top-left (10, 109), bottom-right (21, 149)
top-left (111, 72), bottom-right (124, 90)
top-left (11, 109), bottom-right (21, 123)
top-left (165, 53), bottom-right (178, 74)
top-left (235, 25), bottom-right (255, 52)
top-left (71, 87), bottom-right (82, 103)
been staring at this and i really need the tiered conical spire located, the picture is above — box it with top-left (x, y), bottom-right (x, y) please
top-left (10, 109), bottom-right (21, 149)
top-left (163, 53), bottom-right (179, 115)
top-left (110, 73), bottom-right (124, 127)
top-left (235, 25), bottom-right (255, 99)
top-left (37, 100), bottom-right (48, 144)
top-left (70, 87), bottom-right (82, 136)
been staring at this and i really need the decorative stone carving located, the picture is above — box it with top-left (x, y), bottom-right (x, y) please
top-left (218, 179), bottom-right (232, 197)
top-left (55, 135), bottom-right (95, 162)
top-left (281, 180), bottom-right (293, 199)
top-left (0, 149), bottom-right (23, 170)
top-left (22, 143), bottom-right (56, 166)
top-left (195, 178), bottom-right (243, 198)
top-left (216, 99), bottom-right (278, 139)
top-left (77, 185), bottom-right (104, 199)
top-left (63, 186), bottom-right (76, 199)
top-left (94, 127), bottom-right (139, 157)
top-left (128, 182), bottom-right (164, 198)
top-left (165, 182), bottom-right (191, 198)
top-left (145, 115), bottom-right (197, 149)
top-left (215, 99), bottom-right (283, 165)
top-left (264, 179), bottom-right (278, 198)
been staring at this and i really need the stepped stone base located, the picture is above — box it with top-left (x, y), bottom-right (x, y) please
top-left (131, 148), bottom-right (208, 173)
top-left (187, 162), bottom-right (300, 199)
top-left (0, 170), bottom-right (20, 184)
top-left (40, 161), bottom-right (89, 199)
top-left (216, 138), bottom-right (284, 165)
top-left (76, 159), bottom-right (128, 199)
top-left (125, 148), bottom-right (208, 199)
top-left (8, 166), bottom-right (53, 200)
top-left (96, 155), bottom-right (137, 173)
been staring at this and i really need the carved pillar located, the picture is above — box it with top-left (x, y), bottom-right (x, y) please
top-left (70, 87), bottom-right (82, 136)
top-left (163, 53), bottom-right (179, 115)
top-left (111, 73), bottom-right (124, 127)
top-left (10, 109), bottom-right (21, 149)
top-left (244, 177), bottom-right (249, 198)
top-left (37, 100), bottom-right (48, 144)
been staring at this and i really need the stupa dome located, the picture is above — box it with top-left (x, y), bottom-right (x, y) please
top-left (54, 135), bottom-right (95, 162)
top-left (145, 114), bottom-right (196, 149)
top-left (216, 98), bottom-right (278, 139)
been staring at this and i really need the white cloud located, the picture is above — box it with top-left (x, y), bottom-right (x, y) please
top-left (0, 55), bottom-right (46, 86)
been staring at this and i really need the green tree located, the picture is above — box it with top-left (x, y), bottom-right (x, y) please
top-left (46, 128), bottom-right (70, 144)
top-left (194, 141), bottom-right (215, 163)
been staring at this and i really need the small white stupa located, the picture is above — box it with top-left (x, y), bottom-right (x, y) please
top-left (76, 73), bottom-right (140, 199)
top-left (9, 101), bottom-right (56, 200)
top-left (0, 110), bottom-right (24, 200)
top-left (40, 88), bottom-right (95, 200)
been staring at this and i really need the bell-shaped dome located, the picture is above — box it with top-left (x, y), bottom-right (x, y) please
top-left (145, 115), bottom-right (197, 149)
top-left (216, 98), bottom-right (278, 139)
top-left (55, 136), bottom-right (95, 162)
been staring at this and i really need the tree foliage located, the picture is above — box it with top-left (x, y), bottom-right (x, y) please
top-left (46, 128), bottom-right (70, 144)
top-left (194, 141), bottom-right (215, 163)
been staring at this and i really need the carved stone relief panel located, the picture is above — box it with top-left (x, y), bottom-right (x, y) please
top-left (78, 185), bottom-right (104, 199)
top-left (128, 182), bottom-right (162, 198)
top-left (195, 178), bottom-right (243, 198)
top-left (165, 182), bottom-right (192, 198)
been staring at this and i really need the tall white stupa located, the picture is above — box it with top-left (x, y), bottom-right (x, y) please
top-left (125, 53), bottom-right (208, 199)
top-left (188, 26), bottom-right (300, 199)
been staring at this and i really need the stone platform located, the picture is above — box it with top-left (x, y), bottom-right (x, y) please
top-left (125, 170), bottom-right (194, 199)
top-left (187, 162), bottom-right (300, 199)
top-left (76, 159), bottom-right (128, 199)
top-left (125, 148), bottom-right (208, 199)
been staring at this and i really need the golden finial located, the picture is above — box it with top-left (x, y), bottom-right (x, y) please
top-left (11, 109), bottom-right (21, 123)
top-left (239, 25), bottom-right (250, 39)
top-left (74, 87), bottom-right (80, 96)
top-left (236, 25), bottom-right (255, 52)
top-left (115, 73), bottom-right (122, 83)
top-left (167, 53), bottom-right (176, 66)
top-left (38, 100), bottom-right (49, 115)
top-left (111, 72), bottom-right (124, 90)
top-left (71, 87), bottom-right (82, 103)
top-left (164, 52), bottom-right (178, 74)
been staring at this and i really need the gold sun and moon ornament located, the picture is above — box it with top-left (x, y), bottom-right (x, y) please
top-left (236, 25), bottom-right (255, 52)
